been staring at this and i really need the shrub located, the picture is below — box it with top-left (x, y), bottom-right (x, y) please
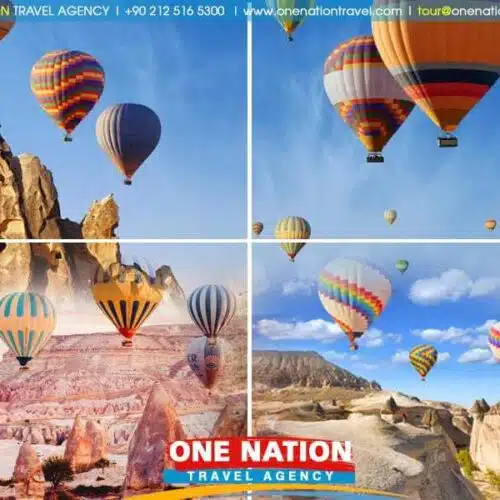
top-left (94, 458), bottom-right (111, 473)
top-left (42, 457), bottom-right (74, 490)
top-left (455, 449), bottom-right (478, 479)
top-left (0, 478), bottom-right (13, 486)
top-left (485, 469), bottom-right (500, 491)
top-left (71, 485), bottom-right (122, 497)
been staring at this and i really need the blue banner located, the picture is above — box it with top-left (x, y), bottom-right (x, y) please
top-left (163, 468), bottom-right (356, 485)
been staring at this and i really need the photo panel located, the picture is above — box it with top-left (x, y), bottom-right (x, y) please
top-left (253, 242), bottom-right (499, 496)
top-left (0, 11), bottom-right (246, 239)
top-left (0, 241), bottom-right (247, 495)
top-left (252, 4), bottom-right (500, 238)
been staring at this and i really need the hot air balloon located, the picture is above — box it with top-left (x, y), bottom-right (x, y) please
top-left (30, 50), bottom-right (105, 142)
top-left (372, 1), bottom-right (500, 148)
top-left (0, 292), bottom-right (56, 370)
top-left (187, 284), bottom-right (237, 341)
top-left (323, 36), bottom-right (415, 163)
top-left (186, 336), bottom-right (229, 394)
top-left (485, 219), bottom-right (497, 231)
top-left (0, 1), bottom-right (15, 43)
top-left (91, 263), bottom-right (164, 347)
top-left (274, 216), bottom-right (311, 262)
top-left (95, 103), bottom-right (161, 185)
top-left (265, 0), bottom-right (314, 41)
top-left (488, 325), bottom-right (500, 361)
top-left (409, 345), bottom-right (438, 381)
top-left (384, 209), bottom-right (397, 225)
top-left (396, 260), bottom-right (409, 274)
top-left (253, 221), bottom-right (264, 237)
top-left (318, 258), bottom-right (392, 351)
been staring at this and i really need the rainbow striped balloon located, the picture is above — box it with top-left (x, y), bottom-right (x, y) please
top-left (488, 326), bottom-right (500, 361)
top-left (30, 50), bottom-right (105, 141)
top-left (318, 258), bottom-right (392, 350)
top-left (409, 345), bottom-right (438, 381)
top-left (0, 292), bottom-right (56, 369)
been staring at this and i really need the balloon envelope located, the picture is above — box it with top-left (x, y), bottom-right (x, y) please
top-left (0, 292), bottom-right (56, 368)
top-left (318, 258), bottom-right (392, 350)
top-left (30, 50), bottom-right (105, 138)
top-left (186, 336), bottom-right (228, 390)
top-left (253, 222), bottom-right (264, 236)
top-left (274, 216), bottom-right (311, 262)
top-left (488, 326), bottom-right (500, 361)
top-left (265, 0), bottom-right (314, 40)
top-left (396, 260), bottom-right (409, 274)
top-left (187, 285), bottom-right (237, 339)
top-left (485, 219), bottom-right (497, 231)
top-left (96, 103), bottom-right (161, 183)
top-left (409, 345), bottom-right (438, 381)
top-left (324, 36), bottom-right (415, 155)
top-left (0, 1), bottom-right (15, 42)
top-left (384, 209), bottom-right (397, 225)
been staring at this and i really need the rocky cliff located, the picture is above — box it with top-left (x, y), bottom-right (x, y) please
top-left (470, 402), bottom-right (500, 473)
top-left (253, 350), bottom-right (379, 390)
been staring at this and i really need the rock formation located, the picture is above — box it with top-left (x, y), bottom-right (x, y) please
top-left (470, 402), bottom-right (500, 472)
top-left (13, 441), bottom-right (45, 499)
top-left (211, 394), bottom-right (247, 437)
top-left (124, 383), bottom-right (185, 493)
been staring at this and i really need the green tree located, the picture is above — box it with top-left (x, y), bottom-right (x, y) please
top-left (94, 458), bottom-right (110, 474)
top-left (42, 457), bottom-right (74, 490)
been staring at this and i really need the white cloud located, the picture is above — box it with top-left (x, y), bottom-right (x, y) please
top-left (387, 333), bottom-right (403, 344)
top-left (409, 269), bottom-right (500, 305)
top-left (458, 348), bottom-right (495, 364)
top-left (392, 350), bottom-right (410, 363)
top-left (323, 349), bottom-right (359, 362)
top-left (359, 329), bottom-right (384, 348)
top-left (438, 352), bottom-right (451, 363)
top-left (282, 279), bottom-right (315, 296)
top-left (255, 318), bottom-right (344, 342)
top-left (353, 363), bottom-right (379, 371)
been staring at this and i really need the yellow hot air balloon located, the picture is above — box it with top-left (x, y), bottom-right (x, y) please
top-left (253, 221), bottom-right (264, 237)
top-left (91, 263), bottom-right (164, 347)
top-left (384, 209), bottom-right (397, 225)
top-left (0, 292), bottom-right (56, 370)
top-left (409, 345), bottom-right (437, 382)
top-left (485, 219), bottom-right (497, 231)
top-left (274, 216), bottom-right (311, 262)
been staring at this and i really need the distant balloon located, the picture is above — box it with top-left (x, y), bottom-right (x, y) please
top-left (96, 103), bottom-right (161, 185)
top-left (395, 260), bottom-right (409, 274)
top-left (30, 50), bottom-right (105, 141)
top-left (274, 216), bottom-right (311, 262)
top-left (384, 209), bottom-right (397, 225)
top-left (409, 345), bottom-right (437, 381)
top-left (0, 1), bottom-right (15, 42)
top-left (324, 36), bottom-right (415, 163)
top-left (253, 221), bottom-right (264, 237)
top-left (488, 326), bottom-right (500, 361)
top-left (318, 258), bottom-right (392, 351)
top-left (0, 292), bottom-right (56, 370)
top-left (186, 336), bottom-right (229, 394)
top-left (91, 263), bottom-right (164, 347)
top-left (485, 219), bottom-right (497, 231)
top-left (265, 0), bottom-right (314, 41)
top-left (187, 285), bottom-right (237, 340)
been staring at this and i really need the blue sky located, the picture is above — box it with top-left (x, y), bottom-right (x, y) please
top-left (253, 243), bottom-right (500, 406)
top-left (252, 9), bottom-right (500, 238)
top-left (0, 18), bottom-right (246, 237)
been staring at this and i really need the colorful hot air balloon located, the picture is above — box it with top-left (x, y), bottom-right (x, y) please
top-left (91, 263), bottom-right (164, 347)
top-left (187, 285), bottom-right (237, 340)
top-left (265, 0), bottom-right (314, 41)
top-left (253, 221), bottom-right (264, 237)
top-left (409, 345), bottom-right (438, 381)
top-left (0, 292), bottom-right (56, 370)
top-left (372, 1), bottom-right (500, 147)
top-left (318, 258), bottom-right (392, 351)
top-left (186, 336), bottom-right (229, 394)
top-left (323, 35), bottom-right (415, 163)
top-left (0, 1), bottom-right (15, 42)
top-left (384, 209), bottom-right (397, 225)
top-left (488, 325), bottom-right (500, 361)
top-left (96, 103), bottom-right (161, 185)
top-left (396, 260), bottom-right (409, 274)
top-left (30, 50), bottom-right (105, 142)
top-left (274, 216), bottom-right (311, 262)
top-left (485, 219), bottom-right (497, 231)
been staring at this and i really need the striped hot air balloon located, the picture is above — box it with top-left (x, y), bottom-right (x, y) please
top-left (187, 285), bottom-right (237, 340)
top-left (274, 216), bottom-right (311, 262)
top-left (409, 345), bottom-right (438, 381)
top-left (91, 263), bottom-right (164, 347)
top-left (372, 1), bottom-right (500, 147)
top-left (488, 325), bottom-right (500, 361)
top-left (265, 0), bottom-right (314, 41)
top-left (186, 336), bottom-right (229, 394)
top-left (253, 221), bottom-right (264, 237)
top-left (96, 103), bottom-right (162, 185)
top-left (323, 36), bottom-right (415, 163)
top-left (318, 258), bottom-right (392, 351)
top-left (384, 209), bottom-right (397, 225)
top-left (30, 50), bottom-right (105, 141)
top-left (0, 292), bottom-right (56, 370)
top-left (0, 1), bottom-right (15, 43)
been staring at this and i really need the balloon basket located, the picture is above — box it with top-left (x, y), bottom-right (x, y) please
top-left (19, 366), bottom-right (30, 371)
top-left (63, 136), bottom-right (73, 143)
top-left (349, 344), bottom-right (359, 352)
top-left (287, 35), bottom-right (293, 42)
top-left (438, 136), bottom-right (457, 148)
top-left (367, 153), bottom-right (384, 163)
top-left (124, 179), bottom-right (132, 186)
top-left (122, 340), bottom-right (133, 348)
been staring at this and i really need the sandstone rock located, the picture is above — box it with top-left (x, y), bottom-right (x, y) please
top-left (211, 395), bottom-right (247, 437)
top-left (124, 383), bottom-right (185, 493)
top-left (13, 441), bottom-right (45, 499)
top-left (470, 411), bottom-right (500, 472)
top-left (86, 419), bottom-right (108, 463)
top-left (381, 396), bottom-right (399, 415)
top-left (64, 415), bottom-right (93, 470)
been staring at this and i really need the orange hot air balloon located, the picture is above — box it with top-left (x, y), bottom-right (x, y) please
top-left (485, 219), bottom-right (497, 231)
